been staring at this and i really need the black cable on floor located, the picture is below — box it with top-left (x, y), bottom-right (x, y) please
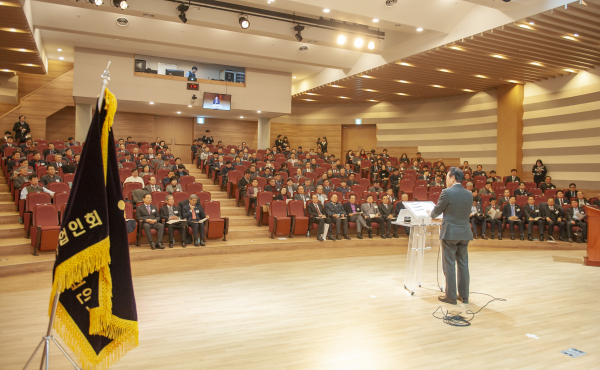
top-left (432, 292), bottom-right (506, 327)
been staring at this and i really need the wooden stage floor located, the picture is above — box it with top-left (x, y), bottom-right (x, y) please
top-left (1, 245), bottom-right (599, 370)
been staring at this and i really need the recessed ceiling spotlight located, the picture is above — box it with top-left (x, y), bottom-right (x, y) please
top-left (397, 80), bottom-right (410, 83)
top-left (368, 41), bottom-right (375, 50)
top-left (373, 19), bottom-right (379, 23)
top-left (508, 80), bottom-right (518, 83)
top-left (368, 100), bottom-right (378, 102)
top-left (323, 8), bottom-right (330, 13)
top-left (338, 96), bottom-right (349, 99)
top-left (337, 35), bottom-right (346, 45)
top-left (257, 111), bottom-right (261, 113)
top-left (574, 33), bottom-right (579, 37)
top-left (463, 89), bottom-right (474, 92)
top-left (113, 0), bottom-right (128, 9)
top-left (2, 69), bottom-right (10, 72)
top-left (306, 93), bottom-right (318, 95)
top-left (9, 28), bottom-right (17, 32)
top-left (439, 69), bottom-right (451, 73)
top-left (360, 75), bottom-right (373, 78)
top-left (177, 111), bottom-right (181, 114)
top-left (149, 102), bottom-right (154, 104)
top-left (395, 93), bottom-right (409, 96)
top-left (303, 99), bottom-right (315, 101)
top-left (240, 116), bottom-right (244, 118)
top-left (529, 21), bottom-right (534, 25)
top-left (293, 76), bottom-right (297, 78)
top-left (492, 54), bottom-right (505, 59)
top-left (188, 105), bottom-right (192, 107)
top-left (432, 85), bottom-right (444, 88)
top-left (475, 75), bottom-right (487, 78)
top-left (449, 46), bottom-right (463, 50)
top-left (562, 35), bottom-right (576, 41)
top-left (530, 62), bottom-right (542, 66)
top-left (57, 48), bottom-right (62, 51)
top-left (330, 85), bottom-right (344, 88)
top-left (94, 0), bottom-right (103, 6)
top-left (59, 57), bottom-right (64, 60)
top-left (564, 69), bottom-right (575, 73)
top-left (518, 24), bottom-right (532, 29)
top-left (416, 27), bottom-right (423, 32)
top-left (354, 38), bottom-right (364, 47)
top-left (363, 89), bottom-right (378, 92)
top-left (239, 15), bottom-right (250, 29)
top-left (399, 62), bottom-right (412, 66)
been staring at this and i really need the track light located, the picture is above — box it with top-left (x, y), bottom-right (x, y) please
top-left (239, 15), bottom-right (250, 29)
top-left (177, 4), bottom-right (189, 23)
top-left (294, 24), bottom-right (305, 42)
top-left (354, 38), bottom-right (364, 47)
top-left (337, 35), bottom-right (346, 45)
top-left (368, 41), bottom-right (375, 50)
top-left (113, 0), bottom-right (128, 9)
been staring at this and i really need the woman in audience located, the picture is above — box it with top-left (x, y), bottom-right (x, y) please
top-left (346, 150), bottom-right (354, 164)
top-left (175, 164), bottom-right (188, 178)
top-left (399, 153), bottom-right (409, 163)
top-left (318, 137), bottom-right (328, 153)
top-left (532, 159), bottom-right (547, 186)
top-left (358, 149), bottom-right (368, 160)
top-left (280, 162), bottom-right (289, 175)
top-left (166, 176), bottom-right (183, 194)
top-left (275, 187), bottom-right (290, 202)
top-left (245, 178), bottom-right (260, 216)
top-left (139, 165), bottom-right (153, 177)
top-left (409, 160), bottom-right (420, 171)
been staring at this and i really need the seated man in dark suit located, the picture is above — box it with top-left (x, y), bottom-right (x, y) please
top-left (40, 165), bottom-right (62, 186)
top-left (523, 196), bottom-right (544, 241)
top-left (539, 176), bottom-right (556, 193)
top-left (160, 194), bottom-right (187, 248)
top-left (135, 193), bottom-right (165, 250)
top-left (473, 165), bottom-right (486, 178)
top-left (566, 199), bottom-right (587, 243)
top-left (48, 154), bottom-right (68, 170)
top-left (42, 143), bottom-right (58, 158)
top-left (469, 197), bottom-right (486, 239)
top-left (505, 169), bottom-right (521, 185)
top-left (264, 178), bottom-right (280, 193)
top-left (238, 171), bottom-right (252, 199)
top-left (30, 151), bottom-right (47, 169)
top-left (576, 191), bottom-right (590, 208)
top-left (343, 194), bottom-right (370, 239)
top-left (554, 190), bottom-right (569, 208)
top-left (564, 183), bottom-right (578, 201)
top-left (7, 151), bottom-right (23, 173)
top-left (336, 180), bottom-right (351, 196)
top-left (485, 198), bottom-right (503, 240)
top-left (144, 176), bottom-right (162, 193)
top-left (321, 179), bottom-right (333, 195)
top-left (182, 194), bottom-right (207, 246)
top-left (499, 189), bottom-right (511, 206)
top-left (514, 182), bottom-right (530, 197)
top-left (120, 153), bottom-right (134, 164)
top-left (486, 170), bottom-right (502, 183)
top-left (324, 194), bottom-right (350, 240)
top-left (307, 194), bottom-right (334, 241)
top-left (540, 198), bottom-right (566, 241)
top-left (393, 194), bottom-right (411, 237)
top-left (346, 173), bottom-right (359, 187)
top-left (379, 195), bottom-right (395, 239)
top-left (368, 180), bottom-right (384, 194)
top-left (502, 196), bottom-right (524, 240)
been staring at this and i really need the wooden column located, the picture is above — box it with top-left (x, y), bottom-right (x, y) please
top-left (496, 84), bottom-right (524, 177)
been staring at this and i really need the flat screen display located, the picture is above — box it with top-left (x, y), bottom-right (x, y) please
top-left (203, 93), bottom-right (231, 111)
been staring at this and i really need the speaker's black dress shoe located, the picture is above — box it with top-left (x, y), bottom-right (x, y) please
top-left (539, 236), bottom-right (544, 242)
top-left (344, 235), bottom-right (351, 240)
top-left (438, 295), bottom-right (457, 305)
top-left (498, 235), bottom-right (502, 240)
top-left (157, 243), bottom-right (165, 249)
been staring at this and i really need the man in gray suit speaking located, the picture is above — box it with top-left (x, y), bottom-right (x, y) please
top-left (428, 167), bottom-right (473, 305)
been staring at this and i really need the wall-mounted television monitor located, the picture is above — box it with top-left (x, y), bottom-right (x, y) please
top-left (203, 93), bottom-right (231, 111)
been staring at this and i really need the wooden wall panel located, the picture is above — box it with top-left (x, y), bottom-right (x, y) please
top-left (46, 106), bottom-right (75, 142)
top-left (193, 119), bottom-right (258, 149)
top-left (0, 70), bottom-right (74, 140)
top-left (269, 122), bottom-right (342, 159)
top-left (112, 112), bottom-right (156, 143)
top-left (497, 84), bottom-right (524, 177)
top-left (342, 125), bottom-right (377, 155)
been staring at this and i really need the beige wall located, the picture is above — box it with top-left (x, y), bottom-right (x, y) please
top-left (46, 106), bottom-right (75, 142)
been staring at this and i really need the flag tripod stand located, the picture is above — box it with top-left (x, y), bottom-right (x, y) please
top-left (23, 290), bottom-right (81, 370)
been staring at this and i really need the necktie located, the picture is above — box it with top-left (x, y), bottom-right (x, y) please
top-left (531, 205), bottom-right (534, 211)
top-left (550, 207), bottom-right (554, 211)
top-left (146, 205), bottom-right (151, 214)
top-left (191, 207), bottom-right (196, 220)
top-left (511, 205), bottom-right (515, 217)
top-left (316, 204), bottom-right (322, 216)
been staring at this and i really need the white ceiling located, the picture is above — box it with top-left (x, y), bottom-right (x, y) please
top-left (29, 0), bottom-right (571, 98)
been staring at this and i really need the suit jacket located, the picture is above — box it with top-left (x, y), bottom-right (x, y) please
top-left (514, 189), bottom-right (530, 197)
top-left (379, 203), bottom-right (394, 219)
top-left (566, 207), bottom-right (586, 222)
top-left (554, 197), bottom-right (569, 207)
top-left (368, 186), bottom-right (384, 193)
top-left (499, 196), bottom-right (511, 205)
top-left (157, 162), bottom-right (174, 171)
top-left (136, 203), bottom-right (160, 223)
top-left (40, 174), bottom-right (62, 186)
top-left (485, 204), bottom-right (503, 220)
top-left (324, 202), bottom-right (347, 217)
top-left (145, 184), bottom-right (162, 193)
top-left (42, 149), bottom-right (59, 157)
top-left (505, 175), bottom-right (521, 184)
top-left (238, 177), bottom-right (251, 191)
top-left (166, 184), bottom-right (183, 194)
top-left (294, 193), bottom-right (311, 203)
top-left (49, 160), bottom-right (68, 170)
top-left (182, 203), bottom-right (206, 222)
top-left (502, 203), bottom-right (523, 220)
top-left (159, 204), bottom-right (182, 221)
top-left (564, 190), bottom-right (578, 200)
top-left (307, 202), bottom-right (327, 218)
top-left (343, 202), bottom-right (362, 215)
top-left (576, 198), bottom-right (590, 208)
top-left (360, 202), bottom-right (381, 218)
top-left (431, 183), bottom-right (473, 240)
top-left (540, 204), bottom-right (563, 222)
top-left (523, 203), bottom-right (542, 220)
top-left (473, 170), bottom-right (487, 178)
top-left (540, 183), bottom-right (556, 193)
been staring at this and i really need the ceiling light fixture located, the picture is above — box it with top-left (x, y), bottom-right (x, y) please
top-left (492, 54), bottom-right (505, 59)
top-left (306, 93), bottom-right (318, 95)
top-left (574, 33), bottom-right (579, 37)
top-left (395, 93), bottom-right (409, 96)
top-left (323, 8), bottom-right (330, 13)
top-left (360, 75), bottom-right (373, 78)
top-left (416, 27), bottom-right (423, 32)
top-left (59, 57), bottom-right (64, 60)
top-left (188, 105), bottom-right (192, 107)
top-left (439, 69), bottom-right (451, 73)
top-left (149, 102), bottom-right (154, 104)
top-left (338, 96), bottom-right (349, 99)
top-left (337, 35), bottom-right (346, 45)
top-left (368, 41), bottom-right (375, 50)
top-left (463, 89), bottom-right (473, 92)
top-left (363, 89), bottom-right (378, 92)
top-left (564, 69), bottom-right (575, 73)
top-left (293, 76), bottom-right (297, 78)
top-left (294, 24), bottom-right (304, 42)
top-left (57, 48), bottom-right (62, 51)
top-left (239, 15), bottom-right (250, 29)
top-left (399, 62), bottom-right (412, 66)
top-left (240, 116), bottom-right (244, 118)
top-left (530, 62), bottom-right (542, 66)
top-left (373, 18), bottom-right (379, 23)
top-left (354, 38), bottom-right (364, 47)
top-left (94, 0), bottom-right (103, 6)
top-left (508, 80), bottom-right (518, 83)
top-left (397, 80), bottom-right (410, 83)
top-left (518, 24), bottom-right (532, 29)
top-left (449, 46), bottom-right (463, 50)
top-left (475, 75), bottom-right (487, 78)
top-left (562, 35), bottom-right (576, 41)
top-left (257, 111), bottom-right (261, 113)
top-left (330, 84), bottom-right (344, 88)
top-left (529, 21), bottom-right (534, 25)
top-left (177, 111), bottom-right (181, 114)
top-left (303, 99), bottom-right (315, 101)
top-left (368, 100), bottom-right (378, 102)
top-left (432, 85), bottom-right (444, 88)
top-left (113, 0), bottom-right (128, 9)
top-left (177, 4), bottom-right (189, 23)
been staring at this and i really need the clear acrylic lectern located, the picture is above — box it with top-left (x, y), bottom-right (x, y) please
top-left (394, 201), bottom-right (445, 295)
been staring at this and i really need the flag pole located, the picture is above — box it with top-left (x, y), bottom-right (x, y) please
top-left (23, 61), bottom-right (112, 370)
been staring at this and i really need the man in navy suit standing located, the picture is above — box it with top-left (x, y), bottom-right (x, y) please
top-left (428, 167), bottom-right (473, 305)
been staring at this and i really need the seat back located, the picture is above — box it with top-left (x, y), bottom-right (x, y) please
top-left (46, 182), bottom-right (71, 193)
top-left (257, 191), bottom-right (273, 207)
top-left (473, 176), bottom-right (486, 183)
top-left (26, 192), bottom-right (52, 212)
top-left (400, 180), bottom-right (414, 192)
top-left (491, 182), bottom-right (504, 189)
top-left (54, 192), bottom-right (70, 212)
top-left (494, 188), bottom-right (507, 198)
top-left (119, 168), bottom-right (130, 182)
top-left (525, 182), bottom-right (537, 190)
top-left (288, 200), bottom-right (306, 217)
top-left (305, 172), bottom-right (317, 180)
top-left (179, 176), bottom-right (196, 189)
top-left (530, 188), bottom-right (543, 197)
top-left (270, 200), bottom-right (288, 217)
top-left (429, 193), bottom-right (440, 203)
top-left (358, 179), bottom-right (370, 188)
top-left (36, 166), bottom-right (48, 179)
top-left (34, 204), bottom-right (59, 227)
top-left (122, 182), bottom-right (143, 199)
top-left (203, 201), bottom-right (222, 218)
top-left (71, 145), bottom-right (83, 154)
top-left (151, 191), bottom-right (168, 208)
top-left (256, 177), bottom-right (267, 188)
top-left (121, 162), bottom-right (136, 170)
top-left (545, 189), bottom-right (558, 198)
top-left (328, 191), bottom-right (343, 201)
top-left (481, 194), bottom-right (492, 204)
top-left (173, 191), bottom-right (190, 205)
top-left (351, 185), bottom-right (365, 194)
top-left (506, 182), bottom-right (519, 191)
top-left (186, 183), bottom-right (203, 193)
top-left (330, 178), bottom-right (341, 188)
top-left (534, 197), bottom-right (547, 206)
top-left (414, 180), bottom-right (428, 188)
top-left (516, 196), bottom-right (528, 206)
top-left (227, 170), bottom-right (242, 184)
top-left (195, 191), bottom-right (211, 204)
top-left (63, 173), bottom-right (75, 185)
top-left (429, 186), bottom-right (442, 194)
top-left (414, 187), bottom-right (428, 201)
